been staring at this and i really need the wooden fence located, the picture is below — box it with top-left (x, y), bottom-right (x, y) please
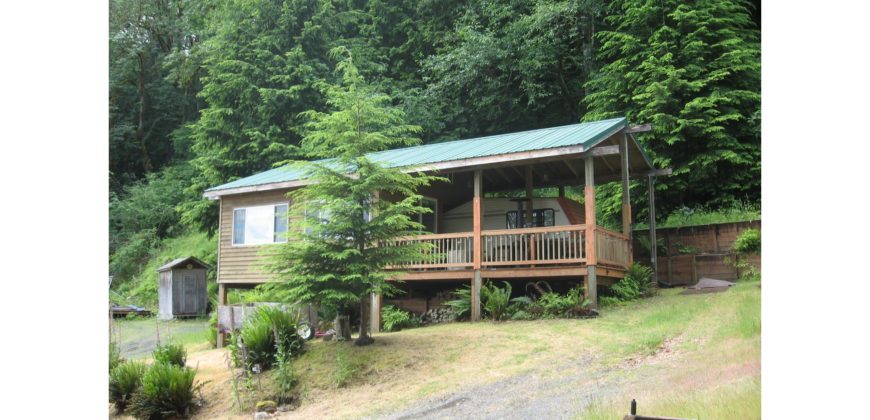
top-left (633, 220), bottom-right (761, 286)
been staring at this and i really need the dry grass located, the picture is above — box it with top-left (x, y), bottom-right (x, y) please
top-left (111, 281), bottom-right (761, 419)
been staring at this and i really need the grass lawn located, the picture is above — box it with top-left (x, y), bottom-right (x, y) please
top-left (111, 316), bottom-right (212, 360)
top-left (109, 281), bottom-right (760, 419)
top-left (178, 280), bottom-right (760, 419)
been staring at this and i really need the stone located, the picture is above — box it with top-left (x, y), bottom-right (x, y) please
top-left (256, 400), bottom-right (277, 413)
top-left (254, 412), bottom-right (271, 420)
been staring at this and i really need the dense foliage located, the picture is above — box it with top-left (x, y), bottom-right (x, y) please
top-left (109, 0), bottom-right (760, 309)
top-left (109, 361), bottom-right (147, 412)
top-left (152, 343), bottom-right (187, 367)
top-left (380, 305), bottom-right (420, 332)
top-left (260, 49), bottom-right (438, 345)
top-left (128, 362), bottom-right (203, 419)
top-left (229, 305), bottom-right (306, 370)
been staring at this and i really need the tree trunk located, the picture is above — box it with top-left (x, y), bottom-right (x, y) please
top-left (334, 314), bottom-right (351, 341)
top-left (355, 295), bottom-right (374, 346)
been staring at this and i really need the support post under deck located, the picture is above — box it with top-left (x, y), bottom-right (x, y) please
top-left (648, 174), bottom-right (658, 284)
top-left (217, 283), bottom-right (227, 348)
top-left (370, 293), bottom-right (381, 333)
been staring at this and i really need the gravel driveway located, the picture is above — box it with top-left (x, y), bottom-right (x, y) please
top-left (375, 354), bottom-right (635, 420)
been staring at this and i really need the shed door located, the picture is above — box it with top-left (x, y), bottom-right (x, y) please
top-left (182, 272), bottom-right (197, 313)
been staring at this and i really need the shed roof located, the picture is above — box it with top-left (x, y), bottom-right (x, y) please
top-left (156, 256), bottom-right (212, 272)
top-left (204, 117), bottom-right (653, 197)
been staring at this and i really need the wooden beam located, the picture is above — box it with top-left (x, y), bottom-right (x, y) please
top-left (482, 266), bottom-right (587, 278)
top-left (472, 170), bottom-right (482, 322)
top-left (471, 271), bottom-right (482, 321)
top-left (621, 134), bottom-right (632, 241)
top-left (370, 293), bottom-right (381, 333)
top-left (392, 270), bottom-right (474, 281)
top-left (648, 173), bottom-right (658, 284)
top-left (525, 166), bottom-right (534, 228)
top-left (584, 156), bottom-right (598, 307)
top-left (625, 123), bottom-right (652, 134)
top-left (473, 170), bottom-right (482, 270)
top-left (588, 145), bottom-right (620, 157)
top-left (594, 168), bottom-right (673, 184)
top-left (217, 284), bottom-right (228, 348)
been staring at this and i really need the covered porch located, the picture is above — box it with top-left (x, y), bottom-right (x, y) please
top-left (375, 118), bottom-right (667, 325)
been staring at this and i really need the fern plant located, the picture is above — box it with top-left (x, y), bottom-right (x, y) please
top-left (129, 362), bottom-right (202, 419)
top-left (481, 281), bottom-right (512, 321)
top-left (109, 361), bottom-right (147, 413)
top-left (445, 285), bottom-right (472, 320)
top-left (152, 343), bottom-right (186, 367)
top-left (381, 305), bottom-right (415, 332)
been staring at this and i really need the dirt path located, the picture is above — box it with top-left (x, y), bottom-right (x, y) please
top-left (373, 346), bottom-right (675, 420)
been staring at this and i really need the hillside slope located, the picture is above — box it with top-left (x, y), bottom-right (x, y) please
top-left (146, 281), bottom-right (760, 419)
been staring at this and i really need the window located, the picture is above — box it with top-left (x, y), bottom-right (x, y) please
top-left (418, 197), bottom-right (437, 233)
top-left (232, 204), bottom-right (288, 245)
top-left (506, 208), bottom-right (555, 229)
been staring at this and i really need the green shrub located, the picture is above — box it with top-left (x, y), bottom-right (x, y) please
top-left (445, 286), bottom-right (472, 320)
top-left (538, 285), bottom-right (587, 318)
top-left (610, 263), bottom-right (655, 302)
top-left (207, 311), bottom-right (218, 348)
top-left (230, 306), bottom-right (305, 371)
top-left (109, 361), bottom-right (147, 413)
top-left (129, 362), bottom-right (202, 419)
top-left (152, 343), bottom-right (186, 367)
top-left (381, 305), bottom-right (418, 332)
top-left (110, 340), bottom-right (124, 372)
top-left (732, 228), bottom-right (761, 255)
top-left (481, 281), bottom-right (512, 321)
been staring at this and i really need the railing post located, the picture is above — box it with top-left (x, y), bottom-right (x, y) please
top-left (584, 156), bottom-right (598, 307)
top-left (471, 170), bottom-right (483, 321)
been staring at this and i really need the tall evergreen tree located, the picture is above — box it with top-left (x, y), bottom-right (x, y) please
top-left (584, 0), bottom-right (761, 216)
top-left (263, 48), bottom-right (439, 345)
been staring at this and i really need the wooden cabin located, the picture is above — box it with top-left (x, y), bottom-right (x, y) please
top-left (203, 117), bottom-right (668, 337)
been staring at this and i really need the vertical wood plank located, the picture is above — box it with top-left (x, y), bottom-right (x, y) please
top-left (584, 156), bottom-right (597, 307)
top-left (648, 174), bottom-right (658, 284)
top-left (473, 170), bottom-right (482, 270)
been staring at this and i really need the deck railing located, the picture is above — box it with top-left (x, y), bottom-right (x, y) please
top-left (482, 225), bottom-right (586, 267)
top-left (595, 227), bottom-right (631, 268)
top-left (390, 224), bottom-right (631, 271)
top-left (390, 232), bottom-right (474, 269)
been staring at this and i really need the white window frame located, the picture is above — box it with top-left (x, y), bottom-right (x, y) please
top-left (231, 202), bottom-right (290, 247)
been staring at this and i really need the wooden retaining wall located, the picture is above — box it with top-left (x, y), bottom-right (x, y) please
top-left (632, 220), bottom-right (761, 286)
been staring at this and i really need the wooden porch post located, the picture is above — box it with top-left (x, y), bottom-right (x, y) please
top-left (584, 156), bottom-right (598, 307)
top-left (217, 283), bottom-right (227, 348)
top-left (471, 170), bottom-right (483, 321)
top-left (370, 292), bottom-right (381, 333)
top-left (621, 133), bottom-right (633, 265)
top-left (648, 174), bottom-right (658, 284)
top-left (525, 166), bottom-right (534, 227)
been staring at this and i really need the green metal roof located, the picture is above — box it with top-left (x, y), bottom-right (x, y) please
top-left (206, 117), bottom-right (628, 193)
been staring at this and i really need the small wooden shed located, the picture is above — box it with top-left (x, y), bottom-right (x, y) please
top-left (157, 256), bottom-right (211, 320)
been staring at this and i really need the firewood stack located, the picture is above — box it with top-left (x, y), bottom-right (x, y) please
top-left (421, 307), bottom-right (455, 324)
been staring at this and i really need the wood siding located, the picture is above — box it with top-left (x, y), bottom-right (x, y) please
top-left (218, 189), bottom-right (294, 284)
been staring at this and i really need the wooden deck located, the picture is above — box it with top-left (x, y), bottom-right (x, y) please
top-left (389, 224), bottom-right (631, 282)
